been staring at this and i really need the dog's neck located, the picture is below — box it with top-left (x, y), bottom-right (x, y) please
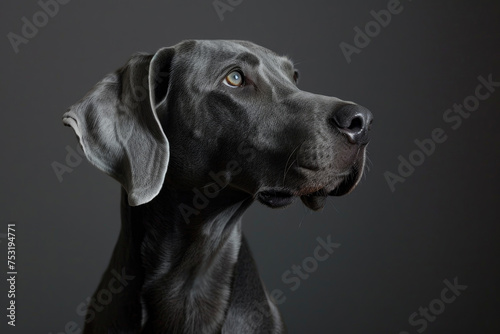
top-left (137, 185), bottom-right (253, 281)
top-left (116, 186), bottom-right (254, 331)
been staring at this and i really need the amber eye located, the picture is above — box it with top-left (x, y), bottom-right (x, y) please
top-left (224, 71), bottom-right (244, 87)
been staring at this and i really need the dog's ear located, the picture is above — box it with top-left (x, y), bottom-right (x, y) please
top-left (62, 47), bottom-right (175, 206)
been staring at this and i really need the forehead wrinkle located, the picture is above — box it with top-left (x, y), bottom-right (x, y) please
top-left (235, 52), bottom-right (260, 67)
top-left (258, 65), bottom-right (290, 101)
top-left (264, 57), bottom-right (296, 85)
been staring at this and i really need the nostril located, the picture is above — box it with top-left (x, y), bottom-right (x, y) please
top-left (330, 104), bottom-right (373, 145)
top-left (347, 116), bottom-right (363, 133)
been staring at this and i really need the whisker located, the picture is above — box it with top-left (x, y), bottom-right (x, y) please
top-left (283, 159), bottom-right (297, 187)
top-left (282, 142), bottom-right (304, 186)
top-left (298, 204), bottom-right (312, 228)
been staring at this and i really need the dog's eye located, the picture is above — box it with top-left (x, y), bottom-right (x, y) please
top-left (224, 71), bottom-right (244, 87)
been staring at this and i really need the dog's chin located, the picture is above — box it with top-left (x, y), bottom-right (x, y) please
top-left (256, 189), bottom-right (328, 211)
top-left (257, 161), bottom-right (365, 211)
top-left (256, 189), bottom-right (329, 211)
top-left (257, 190), bottom-right (297, 209)
top-left (300, 192), bottom-right (328, 211)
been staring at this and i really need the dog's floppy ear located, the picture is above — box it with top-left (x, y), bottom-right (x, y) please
top-left (62, 47), bottom-right (175, 206)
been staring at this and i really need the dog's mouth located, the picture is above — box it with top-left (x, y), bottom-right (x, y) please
top-left (257, 190), bottom-right (297, 209)
top-left (257, 156), bottom-right (365, 211)
top-left (257, 179), bottom-right (358, 211)
top-left (257, 188), bottom-right (330, 211)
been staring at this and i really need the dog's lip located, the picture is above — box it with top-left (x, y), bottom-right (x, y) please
top-left (296, 165), bottom-right (321, 172)
top-left (328, 166), bottom-right (362, 197)
top-left (328, 147), bottom-right (367, 196)
top-left (257, 169), bottom-right (360, 210)
top-left (300, 191), bottom-right (328, 211)
top-left (257, 188), bottom-right (328, 210)
top-left (257, 190), bottom-right (296, 208)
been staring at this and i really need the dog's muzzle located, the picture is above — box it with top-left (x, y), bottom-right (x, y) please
top-left (257, 104), bottom-right (373, 211)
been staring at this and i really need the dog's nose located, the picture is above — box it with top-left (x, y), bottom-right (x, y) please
top-left (331, 104), bottom-right (373, 145)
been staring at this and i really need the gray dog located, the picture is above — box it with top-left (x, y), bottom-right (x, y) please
top-left (63, 40), bottom-right (372, 333)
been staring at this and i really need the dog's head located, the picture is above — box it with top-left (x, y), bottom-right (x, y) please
top-left (63, 40), bottom-right (372, 211)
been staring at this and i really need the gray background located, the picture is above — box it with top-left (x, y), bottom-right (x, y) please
top-left (1, 0), bottom-right (499, 333)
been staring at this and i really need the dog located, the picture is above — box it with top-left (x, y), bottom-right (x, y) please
top-left (63, 40), bottom-right (373, 333)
